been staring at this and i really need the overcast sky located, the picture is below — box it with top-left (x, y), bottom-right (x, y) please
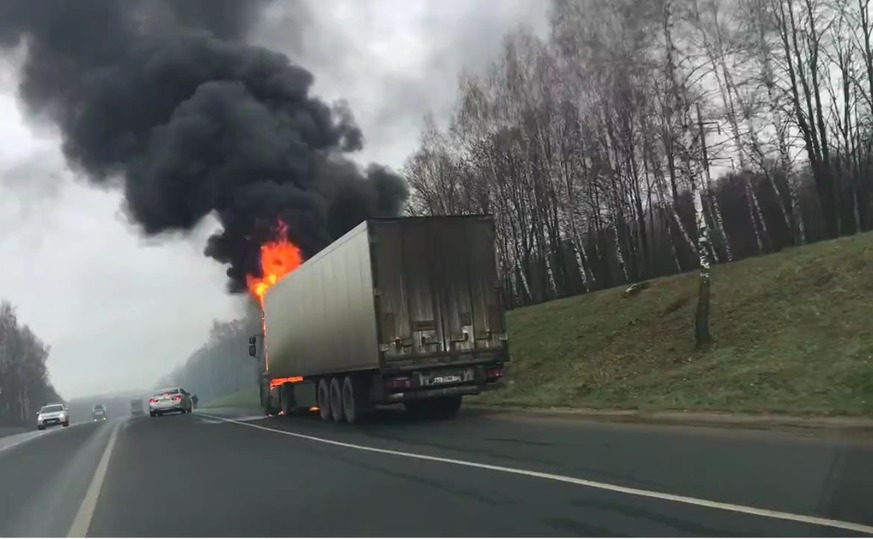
top-left (0, 0), bottom-right (549, 399)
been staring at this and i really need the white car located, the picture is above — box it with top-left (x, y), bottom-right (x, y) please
top-left (37, 403), bottom-right (70, 430)
top-left (148, 387), bottom-right (194, 417)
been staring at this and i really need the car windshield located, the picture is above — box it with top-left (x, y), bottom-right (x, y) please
top-left (94, 405), bottom-right (105, 411)
top-left (40, 405), bottom-right (64, 413)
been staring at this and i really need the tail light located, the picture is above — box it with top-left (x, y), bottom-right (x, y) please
top-left (385, 376), bottom-right (411, 390)
top-left (172, 395), bottom-right (182, 402)
top-left (149, 398), bottom-right (157, 404)
top-left (485, 366), bottom-right (505, 380)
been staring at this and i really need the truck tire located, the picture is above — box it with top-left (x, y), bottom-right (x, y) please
top-left (435, 395), bottom-right (463, 418)
top-left (341, 375), bottom-right (368, 424)
top-left (261, 381), bottom-right (280, 416)
top-left (329, 378), bottom-right (344, 422)
top-left (280, 384), bottom-right (293, 416)
top-left (405, 395), bottom-right (463, 420)
top-left (317, 379), bottom-right (332, 422)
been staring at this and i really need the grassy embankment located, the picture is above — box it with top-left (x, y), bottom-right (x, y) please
top-left (202, 388), bottom-right (258, 409)
top-left (207, 233), bottom-right (873, 416)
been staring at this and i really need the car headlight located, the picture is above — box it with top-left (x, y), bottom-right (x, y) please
top-left (37, 414), bottom-right (43, 421)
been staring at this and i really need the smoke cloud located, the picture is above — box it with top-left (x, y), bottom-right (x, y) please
top-left (0, 0), bottom-right (408, 293)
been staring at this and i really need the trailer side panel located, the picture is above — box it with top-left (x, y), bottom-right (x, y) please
top-left (264, 223), bottom-right (380, 378)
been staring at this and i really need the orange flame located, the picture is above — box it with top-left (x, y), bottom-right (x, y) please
top-left (246, 220), bottom-right (304, 378)
top-left (269, 376), bottom-right (302, 390)
top-left (245, 220), bottom-right (303, 307)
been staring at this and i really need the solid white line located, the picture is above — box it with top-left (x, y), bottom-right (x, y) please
top-left (0, 431), bottom-right (48, 454)
top-left (202, 413), bottom-right (873, 536)
top-left (67, 421), bottom-right (120, 538)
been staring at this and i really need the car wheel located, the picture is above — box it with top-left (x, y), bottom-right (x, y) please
top-left (63, 421), bottom-right (70, 427)
top-left (37, 425), bottom-right (45, 431)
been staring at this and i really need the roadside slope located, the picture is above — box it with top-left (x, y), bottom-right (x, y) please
top-left (202, 388), bottom-right (258, 409)
top-left (477, 232), bottom-right (873, 416)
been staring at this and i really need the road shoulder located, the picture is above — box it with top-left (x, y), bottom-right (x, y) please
top-left (467, 405), bottom-right (873, 437)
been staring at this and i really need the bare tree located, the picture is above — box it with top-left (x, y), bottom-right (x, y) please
top-left (0, 300), bottom-right (60, 426)
top-left (399, 0), bottom-right (873, 349)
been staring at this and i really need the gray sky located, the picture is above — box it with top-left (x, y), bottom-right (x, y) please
top-left (0, 0), bottom-right (549, 399)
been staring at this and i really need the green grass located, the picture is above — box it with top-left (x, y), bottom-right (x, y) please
top-left (473, 232), bottom-right (873, 416)
top-left (202, 388), bottom-right (258, 409)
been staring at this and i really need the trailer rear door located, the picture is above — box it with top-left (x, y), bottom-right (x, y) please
top-left (372, 217), bottom-right (506, 364)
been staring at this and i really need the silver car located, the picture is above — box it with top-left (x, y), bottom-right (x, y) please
top-left (148, 387), bottom-right (194, 417)
top-left (37, 403), bottom-right (70, 430)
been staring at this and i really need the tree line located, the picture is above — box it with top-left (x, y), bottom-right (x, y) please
top-left (157, 317), bottom-right (261, 404)
top-left (403, 0), bottom-right (872, 309)
top-left (0, 300), bottom-right (61, 426)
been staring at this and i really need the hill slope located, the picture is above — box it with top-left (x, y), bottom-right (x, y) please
top-left (478, 232), bottom-right (873, 416)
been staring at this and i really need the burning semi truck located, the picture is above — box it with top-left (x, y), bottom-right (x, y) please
top-left (247, 215), bottom-right (509, 423)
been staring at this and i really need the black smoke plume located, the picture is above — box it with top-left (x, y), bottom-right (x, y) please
top-left (0, 0), bottom-right (408, 293)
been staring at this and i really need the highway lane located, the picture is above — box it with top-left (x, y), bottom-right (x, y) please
top-left (1, 409), bottom-right (871, 536)
top-left (0, 419), bottom-right (116, 536)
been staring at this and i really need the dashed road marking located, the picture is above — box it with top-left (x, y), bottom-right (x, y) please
top-left (202, 413), bottom-right (873, 536)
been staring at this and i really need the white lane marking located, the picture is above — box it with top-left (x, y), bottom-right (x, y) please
top-left (67, 421), bottom-right (121, 537)
top-left (0, 422), bottom-right (86, 454)
top-left (202, 413), bottom-right (873, 536)
top-left (0, 431), bottom-right (48, 453)
top-left (206, 414), bottom-right (265, 423)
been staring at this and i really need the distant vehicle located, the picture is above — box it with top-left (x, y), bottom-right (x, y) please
top-left (37, 403), bottom-right (70, 430)
top-left (129, 398), bottom-right (145, 416)
top-left (251, 216), bottom-right (509, 424)
top-left (148, 387), bottom-right (194, 417)
top-left (92, 403), bottom-right (108, 421)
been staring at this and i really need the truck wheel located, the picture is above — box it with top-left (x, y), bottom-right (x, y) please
top-left (280, 384), bottom-right (295, 416)
top-left (405, 396), bottom-right (463, 420)
top-left (317, 379), bottom-right (332, 421)
top-left (342, 375), bottom-right (368, 424)
top-left (403, 399), bottom-right (429, 419)
top-left (261, 382), bottom-right (280, 416)
top-left (329, 378), bottom-right (344, 422)
top-left (435, 395), bottom-right (463, 418)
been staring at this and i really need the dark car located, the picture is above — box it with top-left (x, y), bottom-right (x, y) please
top-left (130, 398), bottom-right (145, 416)
top-left (92, 403), bottom-right (108, 421)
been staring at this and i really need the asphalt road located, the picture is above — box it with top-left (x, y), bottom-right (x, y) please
top-left (1, 408), bottom-right (872, 537)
